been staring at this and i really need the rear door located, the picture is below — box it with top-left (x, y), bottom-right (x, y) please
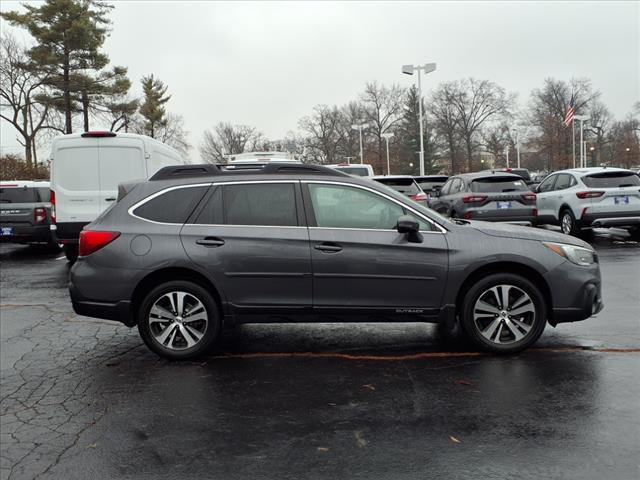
top-left (535, 174), bottom-right (558, 220)
top-left (98, 137), bottom-right (146, 212)
top-left (180, 181), bottom-right (313, 314)
top-left (52, 138), bottom-right (102, 223)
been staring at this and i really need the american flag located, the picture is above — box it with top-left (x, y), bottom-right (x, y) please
top-left (564, 95), bottom-right (575, 127)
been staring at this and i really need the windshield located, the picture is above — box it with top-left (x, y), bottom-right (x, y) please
top-left (373, 178), bottom-right (421, 195)
top-left (471, 177), bottom-right (529, 193)
top-left (0, 187), bottom-right (38, 203)
top-left (583, 171), bottom-right (640, 188)
top-left (334, 166), bottom-right (370, 176)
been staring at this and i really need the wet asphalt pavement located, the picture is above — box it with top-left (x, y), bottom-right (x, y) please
top-left (1, 231), bottom-right (639, 480)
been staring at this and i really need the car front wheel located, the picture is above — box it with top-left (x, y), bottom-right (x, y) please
top-left (138, 280), bottom-right (221, 360)
top-left (460, 273), bottom-right (546, 354)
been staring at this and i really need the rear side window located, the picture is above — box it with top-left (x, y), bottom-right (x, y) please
top-left (583, 172), bottom-right (640, 188)
top-left (374, 178), bottom-right (420, 195)
top-left (224, 183), bottom-right (298, 226)
top-left (471, 177), bottom-right (528, 193)
top-left (0, 187), bottom-right (37, 203)
top-left (133, 186), bottom-right (209, 223)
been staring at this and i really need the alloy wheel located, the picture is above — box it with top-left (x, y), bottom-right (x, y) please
top-left (148, 291), bottom-right (209, 350)
top-left (473, 284), bottom-right (536, 345)
top-left (561, 213), bottom-right (573, 235)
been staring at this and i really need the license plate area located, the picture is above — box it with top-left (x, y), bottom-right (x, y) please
top-left (1, 226), bottom-right (14, 236)
top-left (614, 196), bottom-right (629, 205)
top-left (497, 201), bottom-right (512, 209)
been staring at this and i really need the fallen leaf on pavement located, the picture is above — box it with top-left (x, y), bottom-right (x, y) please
top-left (86, 443), bottom-right (97, 449)
top-left (355, 431), bottom-right (368, 448)
top-left (362, 384), bottom-right (376, 391)
top-left (455, 379), bottom-right (473, 386)
top-left (317, 447), bottom-right (329, 453)
top-left (450, 436), bottom-right (461, 444)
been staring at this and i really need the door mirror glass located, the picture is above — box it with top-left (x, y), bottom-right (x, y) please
top-left (396, 215), bottom-right (423, 243)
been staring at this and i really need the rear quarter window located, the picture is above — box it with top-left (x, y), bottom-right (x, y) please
top-left (471, 177), bottom-right (528, 193)
top-left (133, 186), bottom-right (209, 223)
top-left (583, 172), bottom-right (640, 188)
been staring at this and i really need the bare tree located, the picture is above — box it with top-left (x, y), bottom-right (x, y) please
top-left (0, 33), bottom-right (62, 168)
top-left (528, 78), bottom-right (599, 170)
top-left (298, 104), bottom-right (343, 164)
top-left (429, 83), bottom-right (463, 173)
top-left (360, 81), bottom-right (405, 170)
top-left (200, 122), bottom-right (264, 163)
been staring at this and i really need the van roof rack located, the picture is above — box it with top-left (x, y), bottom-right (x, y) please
top-left (149, 162), bottom-right (350, 181)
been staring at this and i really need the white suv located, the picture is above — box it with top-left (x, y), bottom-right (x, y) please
top-left (535, 167), bottom-right (640, 237)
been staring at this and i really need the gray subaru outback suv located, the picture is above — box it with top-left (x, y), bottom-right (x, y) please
top-left (69, 163), bottom-right (603, 359)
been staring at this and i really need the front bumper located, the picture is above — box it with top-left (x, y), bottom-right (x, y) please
top-left (544, 261), bottom-right (603, 326)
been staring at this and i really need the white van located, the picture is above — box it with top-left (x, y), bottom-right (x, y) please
top-left (50, 131), bottom-right (191, 260)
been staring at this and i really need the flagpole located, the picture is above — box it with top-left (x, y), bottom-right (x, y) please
top-left (572, 121), bottom-right (575, 168)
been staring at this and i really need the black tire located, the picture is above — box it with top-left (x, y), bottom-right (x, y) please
top-left (450, 210), bottom-right (458, 218)
top-left (63, 244), bottom-right (78, 263)
top-left (137, 280), bottom-right (221, 360)
top-left (627, 227), bottom-right (640, 241)
top-left (47, 240), bottom-right (62, 253)
top-left (559, 208), bottom-right (580, 236)
top-left (460, 273), bottom-right (547, 354)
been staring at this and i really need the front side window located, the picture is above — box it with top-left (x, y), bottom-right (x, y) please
top-left (308, 183), bottom-right (431, 231)
top-left (133, 186), bottom-right (209, 223)
top-left (224, 183), bottom-right (298, 226)
top-left (450, 178), bottom-right (464, 193)
top-left (537, 175), bottom-right (557, 193)
top-left (554, 174), bottom-right (573, 191)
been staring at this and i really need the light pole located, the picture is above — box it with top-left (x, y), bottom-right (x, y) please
top-left (512, 127), bottom-right (521, 168)
top-left (504, 145), bottom-right (510, 168)
top-left (402, 62), bottom-right (437, 176)
top-left (573, 115), bottom-right (590, 168)
top-left (351, 123), bottom-right (369, 164)
top-left (381, 132), bottom-right (394, 175)
top-left (344, 156), bottom-right (355, 164)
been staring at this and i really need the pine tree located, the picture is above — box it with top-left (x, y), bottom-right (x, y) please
top-left (398, 85), bottom-right (437, 174)
top-left (2, 0), bottom-right (114, 134)
top-left (139, 75), bottom-right (171, 139)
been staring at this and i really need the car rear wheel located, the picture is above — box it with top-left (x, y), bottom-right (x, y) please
top-left (460, 273), bottom-right (546, 354)
top-left (137, 280), bottom-right (221, 360)
top-left (560, 209), bottom-right (579, 236)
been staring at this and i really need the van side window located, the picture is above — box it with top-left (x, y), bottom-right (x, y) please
top-left (133, 186), bottom-right (209, 223)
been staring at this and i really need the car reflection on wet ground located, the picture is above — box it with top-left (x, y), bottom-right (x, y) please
top-left (1, 228), bottom-right (638, 480)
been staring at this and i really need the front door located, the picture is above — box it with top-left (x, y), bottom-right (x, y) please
top-left (535, 174), bottom-right (559, 221)
top-left (180, 181), bottom-right (312, 315)
top-left (303, 181), bottom-right (449, 318)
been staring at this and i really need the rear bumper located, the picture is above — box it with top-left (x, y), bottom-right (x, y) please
top-left (581, 211), bottom-right (640, 228)
top-left (69, 279), bottom-right (133, 326)
top-left (0, 224), bottom-right (51, 243)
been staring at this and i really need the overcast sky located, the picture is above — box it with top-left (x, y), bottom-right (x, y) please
top-left (1, 0), bottom-right (639, 160)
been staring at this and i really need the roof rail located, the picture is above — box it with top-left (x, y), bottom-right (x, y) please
top-left (149, 162), bottom-right (350, 181)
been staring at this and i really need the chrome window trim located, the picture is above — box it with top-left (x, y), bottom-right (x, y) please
top-left (303, 180), bottom-right (447, 233)
top-left (128, 183), bottom-right (213, 226)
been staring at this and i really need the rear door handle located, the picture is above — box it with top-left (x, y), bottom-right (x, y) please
top-left (105, 197), bottom-right (116, 202)
top-left (196, 237), bottom-right (225, 247)
top-left (314, 242), bottom-right (342, 253)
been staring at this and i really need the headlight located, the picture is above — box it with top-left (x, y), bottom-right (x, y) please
top-left (543, 242), bottom-right (597, 266)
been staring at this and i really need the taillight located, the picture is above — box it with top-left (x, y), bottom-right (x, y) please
top-left (81, 131), bottom-right (116, 138)
top-left (521, 193), bottom-right (537, 202)
top-left (34, 207), bottom-right (46, 224)
top-left (462, 195), bottom-right (487, 204)
top-left (532, 208), bottom-right (538, 217)
top-left (79, 230), bottom-right (120, 257)
top-left (463, 211), bottom-right (473, 219)
top-left (576, 191), bottom-right (604, 199)
top-left (50, 190), bottom-right (56, 223)
top-left (581, 207), bottom-right (589, 219)
top-left (410, 192), bottom-right (428, 202)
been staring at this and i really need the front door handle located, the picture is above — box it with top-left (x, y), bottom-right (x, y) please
top-left (196, 237), bottom-right (225, 247)
top-left (314, 242), bottom-right (342, 253)
top-left (105, 197), bottom-right (116, 202)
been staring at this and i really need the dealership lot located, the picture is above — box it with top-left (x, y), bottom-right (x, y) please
top-left (1, 232), bottom-right (639, 480)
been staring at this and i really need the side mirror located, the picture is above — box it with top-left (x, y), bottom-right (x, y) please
top-left (396, 215), bottom-right (423, 243)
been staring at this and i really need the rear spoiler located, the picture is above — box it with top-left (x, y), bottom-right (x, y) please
top-left (117, 181), bottom-right (142, 202)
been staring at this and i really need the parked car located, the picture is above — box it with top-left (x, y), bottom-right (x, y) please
top-left (430, 172), bottom-right (537, 225)
top-left (495, 168), bottom-right (533, 185)
top-left (371, 175), bottom-right (428, 206)
top-left (528, 171), bottom-right (549, 190)
top-left (50, 131), bottom-right (192, 262)
top-left (0, 181), bottom-right (58, 249)
top-left (70, 162), bottom-right (603, 360)
top-left (535, 167), bottom-right (640, 238)
top-left (413, 175), bottom-right (449, 206)
top-left (326, 163), bottom-right (374, 177)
